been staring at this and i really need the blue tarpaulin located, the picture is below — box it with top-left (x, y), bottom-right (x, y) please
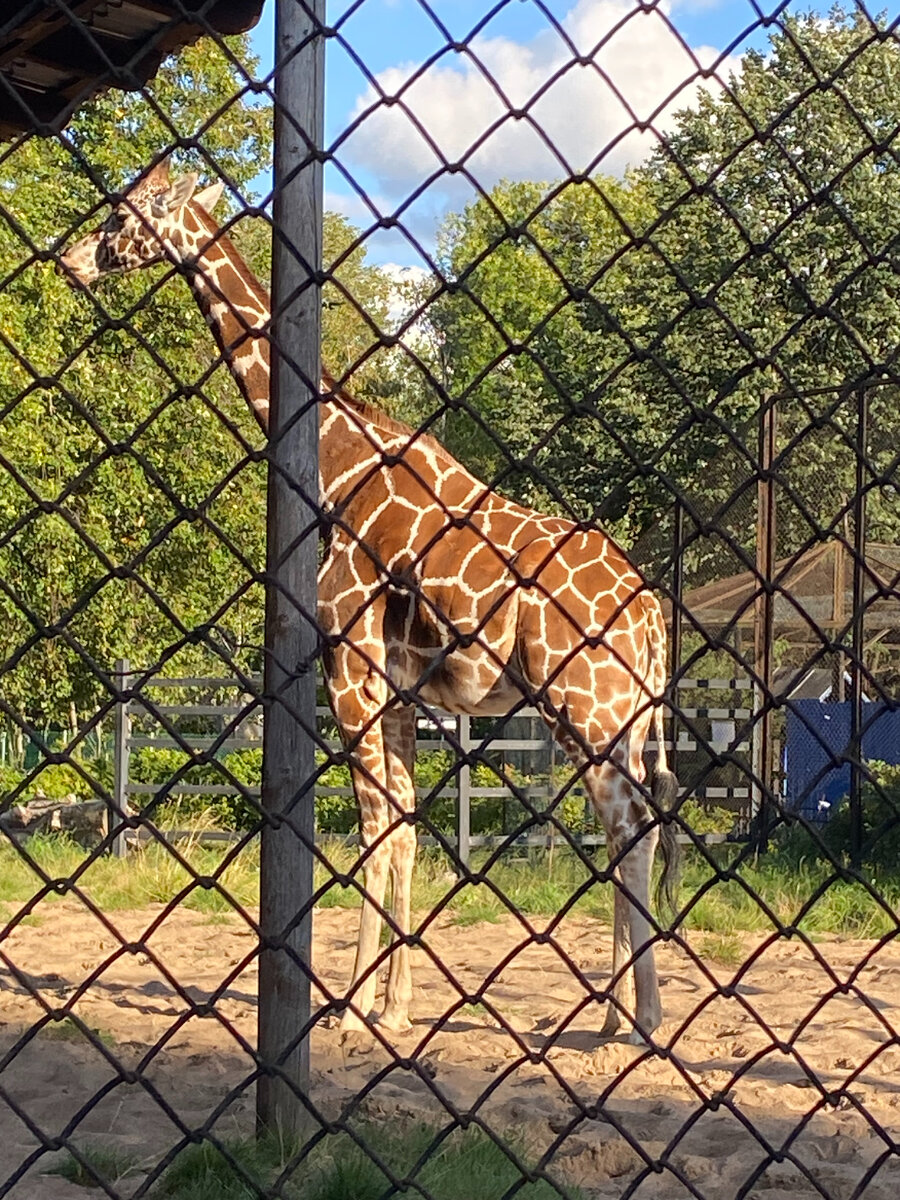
top-left (784, 699), bottom-right (900, 822)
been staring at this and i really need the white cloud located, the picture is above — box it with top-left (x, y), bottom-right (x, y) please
top-left (378, 262), bottom-right (431, 343)
top-left (339, 0), bottom-right (740, 207)
top-left (323, 188), bottom-right (380, 225)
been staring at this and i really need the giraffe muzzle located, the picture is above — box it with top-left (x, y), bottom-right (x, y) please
top-left (56, 254), bottom-right (95, 289)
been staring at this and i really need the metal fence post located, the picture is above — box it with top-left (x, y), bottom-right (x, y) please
top-left (257, 0), bottom-right (325, 1138)
top-left (670, 499), bottom-right (685, 780)
top-left (111, 657), bottom-right (130, 859)
top-left (753, 395), bottom-right (777, 854)
top-left (457, 715), bottom-right (472, 874)
top-left (849, 386), bottom-right (868, 868)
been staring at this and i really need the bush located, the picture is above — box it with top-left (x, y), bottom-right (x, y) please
top-left (129, 746), bottom-right (356, 833)
top-left (129, 747), bottom-right (264, 830)
top-left (2, 761), bottom-right (100, 804)
top-left (820, 761), bottom-right (900, 870)
top-left (678, 798), bottom-right (735, 837)
top-left (0, 764), bottom-right (25, 803)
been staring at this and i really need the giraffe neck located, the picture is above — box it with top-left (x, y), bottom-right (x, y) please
top-left (167, 205), bottom-right (438, 511)
top-left (168, 203), bottom-right (272, 433)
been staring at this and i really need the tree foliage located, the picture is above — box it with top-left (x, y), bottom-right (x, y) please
top-left (4, 9), bottom-right (900, 740)
top-left (0, 38), bottom-right (416, 738)
top-left (428, 9), bottom-right (900, 557)
top-left (0, 37), bottom-right (272, 732)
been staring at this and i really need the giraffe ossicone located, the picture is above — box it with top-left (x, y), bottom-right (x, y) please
top-left (59, 160), bottom-right (681, 1046)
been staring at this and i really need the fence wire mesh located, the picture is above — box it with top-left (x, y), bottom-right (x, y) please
top-left (1, 1), bottom-right (900, 1197)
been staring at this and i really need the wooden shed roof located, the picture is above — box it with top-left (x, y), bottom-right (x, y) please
top-left (0, 1), bottom-right (264, 141)
top-left (663, 541), bottom-right (900, 633)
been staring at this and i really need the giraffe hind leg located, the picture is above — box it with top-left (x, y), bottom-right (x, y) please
top-left (336, 701), bottom-right (418, 1039)
top-left (584, 756), bottom-right (662, 1044)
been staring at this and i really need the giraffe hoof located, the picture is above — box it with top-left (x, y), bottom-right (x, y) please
top-left (599, 1009), bottom-right (621, 1039)
top-left (625, 1028), bottom-right (651, 1047)
top-left (376, 1012), bottom-right (413, 1035)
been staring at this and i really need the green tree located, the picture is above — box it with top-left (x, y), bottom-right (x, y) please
top-left (428, 9), bottom-right (900, 558)
top-left (637, 6), bottom-right (900, 557)
top-left (231, 208), bottom-right (394, 401)
top-left (0, 36), bottom-right (271, 740)
top-left (430, 175), bottom-right (661, 539)
top-left (0, 35), bottom-right (409, 750)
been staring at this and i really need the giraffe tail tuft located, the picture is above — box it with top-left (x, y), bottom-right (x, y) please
top-left (652, 764), bottom-right (681, 920)
top-left (644, 592), bottom-right (681, 921)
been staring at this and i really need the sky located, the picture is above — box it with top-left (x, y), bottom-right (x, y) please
top-left (247, 1), bottom-right (810, 267)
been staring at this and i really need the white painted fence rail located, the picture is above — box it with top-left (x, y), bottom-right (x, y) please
top-left (111, 663), bottom-right (754, 862)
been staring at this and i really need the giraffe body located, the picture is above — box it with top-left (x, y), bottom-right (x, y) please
top-left (59, 161), bottom-right (679, 1044)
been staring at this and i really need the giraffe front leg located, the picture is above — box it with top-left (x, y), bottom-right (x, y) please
top-left (379, 705), bottom-right (417, 1034)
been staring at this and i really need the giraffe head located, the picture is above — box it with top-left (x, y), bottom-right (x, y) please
top-left (58, 159), bottom-right (224, 287)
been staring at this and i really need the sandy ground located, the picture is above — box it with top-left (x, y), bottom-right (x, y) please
top-left (1, 901), bottom-right (899, 1199)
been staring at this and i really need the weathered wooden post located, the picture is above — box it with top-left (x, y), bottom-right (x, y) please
top-left (257, 0), bottom-right (325, 1137)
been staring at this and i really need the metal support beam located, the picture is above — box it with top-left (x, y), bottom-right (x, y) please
top-left (456, 715), bottom-right (472, 874)
top-left (111, 658), bottom-right (130, 859)
top-left (670, 500), bottom-right (685, 780)
top-left (849, 387), bottom-right (868, 869)
top-left (257, 0), bottom-right (324, 1139)
top-left (753, 396), bottom-right (777, 854)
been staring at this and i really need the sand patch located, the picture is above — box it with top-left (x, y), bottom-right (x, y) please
top-left (0, 903), bottom-right (898, 1196)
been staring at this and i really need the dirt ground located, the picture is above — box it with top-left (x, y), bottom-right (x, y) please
top-left (1, 901), bottom-right (899, 1199)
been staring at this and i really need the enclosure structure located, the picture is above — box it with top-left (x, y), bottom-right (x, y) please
top-left (0, 1), bottom-right (265, 138)
top-left (1, 2), bottom-right (900, 1199)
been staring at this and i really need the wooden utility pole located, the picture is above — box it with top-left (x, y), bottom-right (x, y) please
top-left (257, 0), bottom-right (325, 1138)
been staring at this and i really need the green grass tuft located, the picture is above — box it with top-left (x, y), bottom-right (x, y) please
top-left (42, 1016), bottom-right (115, 1047)
top-left (49, 1143), bottom-right (136, 1188)
top-left (153, 1137), bottom-right (277, 1200)
top-left (153, 1125), bottom-right (582, 1200)
top-left (694, 932), bottom-right (745, 967)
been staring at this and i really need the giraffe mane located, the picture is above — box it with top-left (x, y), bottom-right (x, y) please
top-left (191, 203), bottom-right (457, 467)
top-left (326, 377), bottom-right (463, 470)
top-left (190, 203), bottom-right (272, 313)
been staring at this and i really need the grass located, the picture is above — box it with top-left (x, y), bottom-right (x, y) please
top-left (0, 904), bottom-right (43, 929)
top-left (693, 932), bottom-right (745, 967)
top-left (41, 1016), bottom-right (116, 1047)
top-left (48, 1142), bottom-right (137, 1188)
top-left (0, 830), bottom-right (259, 914)
top-left (1, 832), bottom-right (899, 941)
top-left (150, 1124), bottom-right (583, 1200)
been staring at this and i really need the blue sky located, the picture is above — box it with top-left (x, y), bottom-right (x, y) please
top-left (247, 2), bottom-right (807, 265)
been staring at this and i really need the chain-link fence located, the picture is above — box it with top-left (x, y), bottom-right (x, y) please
top-left (2, 1), bottom-right (900, 1196)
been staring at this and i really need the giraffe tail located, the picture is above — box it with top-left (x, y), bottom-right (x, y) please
top-left (645, 594), bottom-right (681, 919)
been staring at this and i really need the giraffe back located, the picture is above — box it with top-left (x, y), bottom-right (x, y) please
top-left (319, 395), bottom-right (658, 734)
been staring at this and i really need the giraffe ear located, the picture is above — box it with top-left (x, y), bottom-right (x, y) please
top-left (193, 181), bottom-right (225, 213)
top-left (145, 158), bottom-right (170, 187)
top-left (154, 172), bottom-right (199, 216)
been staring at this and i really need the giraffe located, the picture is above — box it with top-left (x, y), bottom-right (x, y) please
top-left (59, 160), bottom-right (680, 1045)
